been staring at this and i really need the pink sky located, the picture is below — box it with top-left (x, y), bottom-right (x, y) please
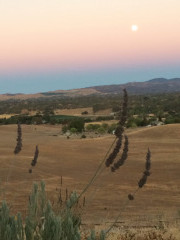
top-left (0, 0), bottom-right (180, 73)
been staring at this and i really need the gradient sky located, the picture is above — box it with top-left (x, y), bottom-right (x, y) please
top-left (0, 0), bottom-right (180, 93)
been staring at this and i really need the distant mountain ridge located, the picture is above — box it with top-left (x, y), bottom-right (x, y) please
top-left (92, 78), bottom-right (180, 94)
top-left (0, 78), bottom-right (180, 100)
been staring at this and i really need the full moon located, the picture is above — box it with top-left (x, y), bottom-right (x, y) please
top-left (131, 25), bottom-right (138, 32)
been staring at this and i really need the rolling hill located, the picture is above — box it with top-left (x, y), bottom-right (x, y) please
top-left (92, 78), bottom-right (180, 94)
top-left (0, 78), bottom-right (179, 100)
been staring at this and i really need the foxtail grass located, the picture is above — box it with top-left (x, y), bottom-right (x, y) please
top-left (14, 123), bottom-right (22, 154)
top-left (111, 135), bottom-right (129, 172)
top-left (78, 89), bottom-right (128, 201)
top-left (106, 148), bottom-right (152, 234)
top-left (29, 145), bottom-right (39, 173)
top-left (105, 89), bottom-right (128, 167)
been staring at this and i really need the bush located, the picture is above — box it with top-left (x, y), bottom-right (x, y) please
top-left (95, 116), bottom-right (114, 121)
top-left (165, 115), bottom-right (180, 124)
top-left (69, 119), bottom-right (85, 132)
top-left (70, 128), bottom-right (78, 134)
top-left (81, 134), bottom-right (86, 138)
top-left (126, 117), bottom-right (150, 128)
top-left (81, 111), bottom-right (88, 115)
top-left (0, 182), bottom-right (105, 240)
top-left (101, 123), bottom-right (109, 130)
top-left (86, 124), bottom-right (101, 131)
top-left (97, 127), bottom-right (106, 134)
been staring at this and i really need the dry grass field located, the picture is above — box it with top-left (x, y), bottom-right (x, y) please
top-left (0, 114), bottom-right (16, 119)
top-left (55, 107), bottom-right (112, 116)
top-left (0, 123), bottom-right (180, 235)
top-left (55, 107), bottom-right (94, 116)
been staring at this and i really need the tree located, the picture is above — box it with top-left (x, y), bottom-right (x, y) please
top-left (69, 119), bottom-right (85, 132)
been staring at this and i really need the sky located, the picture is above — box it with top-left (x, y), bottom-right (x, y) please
top-left (0, 0), bottom-right (180, 93)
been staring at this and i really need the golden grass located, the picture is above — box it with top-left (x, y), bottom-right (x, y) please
top-left (105, 227), bottom-right (180, 240)
top-left (55, 107), bottom-right (93, 116)
top-left (0, 114), bottom-right (16, 119)
top-left (85, 120), bottom-right (118, 127)
top-left (0, 124), bottom-right (180, 230)
top-left (55, 107), bottom-right (112, 116)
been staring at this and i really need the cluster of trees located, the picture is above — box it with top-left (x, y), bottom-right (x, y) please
top-left (0, 92), bottom-right (179, 116)
top-left (85, 123), bottom-right (117, 134)
top-left (61, 121), bottom-right (118, 135)
top-left (126, 113), bottom-right (180, 128)
top-left (62, 118), bottom-right (85, 133)
top-left (0, 114), bottom-right (86, 126)
top-left (0, 92), bottom-right (179, 127)
top-left (126, 116), bottom-right (157, 128)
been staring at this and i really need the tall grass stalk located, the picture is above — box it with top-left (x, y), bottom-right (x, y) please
top-left (78, 89), bottom-right (128, 200)
top-left (105, 148), bottom-right (151, 234)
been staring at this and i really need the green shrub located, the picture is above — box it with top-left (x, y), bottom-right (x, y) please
top-left (0, 202), bottom-right (24, 240)
top-left (101, 123), bottom-right (109, 130)
top-left (97, 127), bottom-right (106, 134)
top-left (0, 182), bottom-right (82, 240)
top-left (81, 134), bottom-right (86, 138)
top-left (69, 119), bottom-right (85, 132)
top-left (86, 124), bottom-right (101, 131)
top-left (0, 182), bottom-right (105, 240)
top-left (70, 128), bottom-right (78, 134)
top-left (95, 116), bottom-right (114, 121)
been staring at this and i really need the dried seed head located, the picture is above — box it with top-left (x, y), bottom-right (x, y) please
top-left (111, 166), bottom-right (116, 172)
top-left (31, 160), bottom-right (36, 167)
top-left (138, 174), bottom-right (147, 188)
top-left (105, 136), bottom-right (123, 167)
top-left (128, 194), bottom-right (134, 201)
top-left (111, 135), bottom-right (129, 172)
top-left (33, 145), bottom-right (39, 163)
top-left (106, 89), bottom-right (128, 167)
top-left (138, 148), bottom-right (151, 188)
top-left (31, 145), bottom-right (39, 167)
top-left (145, 148), bottom-right (151, 171)
top-left (14, 123), bottom-right (22, 154)
top-left (114, 125), bottom-right (124, 138)
top-left (115, 89), bottom-right (128, 134)
top-left (144, 170), bottom-right (151, 176)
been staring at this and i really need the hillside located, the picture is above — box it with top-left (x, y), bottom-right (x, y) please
top-left (0, 78), bottom-right (179, 100)
top-left (0, 123), bottom-right (180, 225)
top-left (92, 78), bottom-right (180, 94)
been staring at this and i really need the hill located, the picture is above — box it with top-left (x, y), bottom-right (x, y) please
top-left (0, 78), bottom-right (179, 100)
top-left (92, 78), bottom-right (180, 94)
top-left (0, 123), bottom-right (180, 225)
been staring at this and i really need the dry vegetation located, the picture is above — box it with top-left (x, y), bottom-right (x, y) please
top-left (55, 107), bottom-right (93, 116)
top-left (0, 122), bottom-right (180, 238)
top-left (55, 107), bottom-right (112, 116)
top-left (0, 114), bottom-right (16, 119)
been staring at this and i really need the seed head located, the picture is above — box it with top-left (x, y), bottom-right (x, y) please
top-left (31, 145), bottom-right (39, 167)
top-left (111, 135), bottom-right (129, 172)
top-left (128, 194), bottom-right (134, 201)
top-left (138, 148), bottom-right (151, 188)
top-left (14, 123), bottom-right (22, 154)
top-left (106, 89), bottom-right (128, 167)
top-left (106, 135), bottom-right (123, 167)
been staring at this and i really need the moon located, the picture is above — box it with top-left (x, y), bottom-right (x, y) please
top-left (131, 25), bottom-right (138, 32)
